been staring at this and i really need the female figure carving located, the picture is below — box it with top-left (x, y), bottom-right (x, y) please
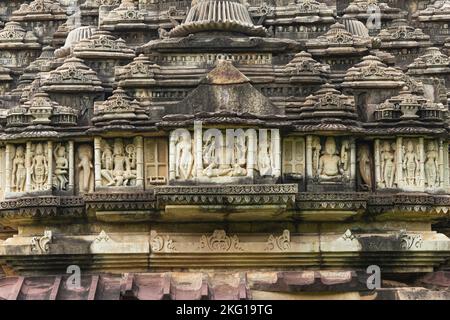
top-left (11, 146), bottom-right (26, 192)
top-left (425, 142), bottom-right (439, 188)
top-left (53, 144), bottom-right (68, 190)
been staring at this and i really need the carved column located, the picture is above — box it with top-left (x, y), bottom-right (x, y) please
top-left (47, 141), bottom-right (53, 191)
top-left (94, 137), bottom-right (102, 188)
top-left (396, 137), bottom-right (403, 188)
top-left (374, 139), bottom-right (381, 188)
top-left (419, 137), bottom-right (425, 188)
top-left (135, 136), bottom-right (144, 187)
top-left (350, 138), bottom-right (356, 181)
top-left (169, 132), bottom-right (176, 181)
top-left (444, 141), bottom-right (449, 189)
top-left (439, 139), bottom-right (445, 188)
top-left (25, 141), bottom-right (32, 192)
top-left (68, 141), bottom-right (74, 191)
top-left (246, 129), bottom-right (256, 178)
top-left (306, 135), bottom-right (312, 179)
top-left (4, 144), bottom-right (11, 194)
top-left (194, 121), bottom-right (203, 178)
top-left (271, 129), bottom-right (281, 177)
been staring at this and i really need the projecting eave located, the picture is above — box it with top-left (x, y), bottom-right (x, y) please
top-left (138, 34), bottom-right (301, 54)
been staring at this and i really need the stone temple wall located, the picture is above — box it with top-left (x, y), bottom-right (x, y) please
top-left (2, 0), bottom-right (450, 299)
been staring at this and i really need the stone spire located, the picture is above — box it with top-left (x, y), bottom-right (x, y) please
top-left (92, 87), bottom-right (149, 126)
top-left (298, 83), bottom-right (358, 126)
top-left (168, 0), bottom-right (268, 37)
top-left (375, 87), bottom-right (447, 123)
top-left (284, 51), bottom-right (330, 84)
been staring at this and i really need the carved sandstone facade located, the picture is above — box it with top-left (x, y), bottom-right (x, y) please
top-left (3, 0), bottom-right (450, 300)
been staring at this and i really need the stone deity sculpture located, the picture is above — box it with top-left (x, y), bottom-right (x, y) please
top-left (318, 137), bottom-right (342, 181)
top-left (53, 144), bottom-right (69, 191)
top-left (380, 141), bottom-right (396, 188)
top-left (425, 142), bottom-right (439, 188)
top-left (403, 140), bottom-right (419, 186)
top-left (358, 144), bottom-right (372, 190)
top-left (176, 133), bottom-right (194, 179)
top-left (101, 139), bottom-right (136, 186)
top-left (30, 143), bottom-right (48, 191)
top-left (77, 145), bottom-right (93, 193)
top-left (11, 146), bottom-right (26, 193)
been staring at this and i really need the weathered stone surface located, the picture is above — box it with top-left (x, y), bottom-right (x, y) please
top-left (0, 0), bottom-right (450, 300)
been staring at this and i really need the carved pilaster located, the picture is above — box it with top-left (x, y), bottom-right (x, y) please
top-left (94, 137), bottom-right (102, 188)
top-left (47, 141), bottom-right (53, 191)
top-left (135, 136), bottom-right (144, 188)
top-left (374, 139), bottom-right (381, 188)
top-left (25, 141), bottom-right (32, 192)
top-left (439, 139), bottom-right (445, 188)
top-left (350, 138), bottom-right (356, 181)
top-left (194, 121), bottom-right (203, 178)
top-left (396, 137), bottom-right (403, 188)
top-left (306, 135), bottom-right (312, 179)
top-left (271, 129), bottom-right (281, 178)
top-left (4, 144), bottom-right (11, 194)
top-left (68, 141), bottom-right (74, 191)
top-left (419, 137), bottom-right (425, 188)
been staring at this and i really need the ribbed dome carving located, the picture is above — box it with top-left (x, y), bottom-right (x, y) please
top-left (168, 0), bottom-right (268, 37)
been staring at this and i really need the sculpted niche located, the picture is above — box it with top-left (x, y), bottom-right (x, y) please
top-left (76, 144), bottom-right (94, 194)
top-left (169, 125), bottom-right (281, 184)
top-left (94, 137), bottom-right (144, 188)
top-left (307, 136), bottom-right (355, 191)
top-left (375, 138), bottom-right (447, 192)
top-left (10, 145), bottom-right (26, 193)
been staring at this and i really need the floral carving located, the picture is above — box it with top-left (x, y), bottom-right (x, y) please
top-left (199, 230), bottom-right (243, 252)
top-left (265, 230), bottom-right (291, 251)
top-left (31, 230), bottom-right (52, 254)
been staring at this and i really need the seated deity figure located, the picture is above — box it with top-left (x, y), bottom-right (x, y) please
top-left (318, 137), bottom-right (343, 181)
top-left (11, 146), bottom-right (26, 193)
top-left (403, 140), bottom-right (419, 186)
top-left (425, 142), bottom-right (439, 188)
top-left (112, 139), bottom-right (136, 187)
top-left (30, 143), bottom-right (48, 191)
top-left (202, 136), bottom-right (233, 177)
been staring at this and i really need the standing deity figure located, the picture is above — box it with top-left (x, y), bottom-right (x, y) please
top-left (31, 143), bottom-right (48, 191)
top-left (358, 144), bottom-right (372, 190)
top-left (11, 146), bottom-right (26, 193)
top-left (340, 140), bottom-right (350, 176)
top-left (318, 137), bottom-right (342, 180)
top-left (233, 135), bottom-right (246, 167)
top-left (230, 135), bottom-right (247, 176)
top-left (403, 140), bottom-right (419, 186)
top-left (258, 142), bottom-right (272, 176)
top-left (425, 142), bottom-right (439, 188)
top-left (101, 143), bottom-right (115, 186)
top-left (53, 144), bottom-right (69, 191)
top-left (77, 145), bottom-right (93, 193)
top-left (381, 141), bottom-right (395, 188)
top-left (176, 134), bottom-right (193, 179)
top-left (312, 137), bottom-right (321, 177)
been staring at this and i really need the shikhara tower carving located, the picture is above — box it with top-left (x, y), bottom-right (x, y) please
top-left (2, 0), bottom-right (450, 300)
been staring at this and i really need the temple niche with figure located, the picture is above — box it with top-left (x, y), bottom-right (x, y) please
top-left (4, 0), bottom-right (450, 301)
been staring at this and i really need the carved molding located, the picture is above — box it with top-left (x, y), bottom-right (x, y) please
top-left (30, 230), bottom-right (52, 254)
